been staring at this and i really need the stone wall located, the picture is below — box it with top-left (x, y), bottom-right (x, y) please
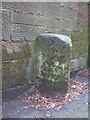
top-left (1, 2), bottom-right (88, 90)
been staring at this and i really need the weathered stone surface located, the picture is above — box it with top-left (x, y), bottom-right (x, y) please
top-left (60, 20), bottom-right (71, 31)
top-left (11, 24), bottom-right (37, 41)
top-left (71, 2), bottom-right (78, 10)
top-left (0, 13), bottom-right (2, 40)
top-left (11, 11), bottom-right (62, 28)
top-left (1, 2), bottom-right (88, 90)
top-left (11, 12), bottom-right (34, 25)
top-left (60, 30), bottom-right (71, 37)
top-left (61, 6), bottom-right (76, 21)
top-left (38, 3), bottom-right (61, 18)
top-left (2, 41), bottom-right (31, 60)
top-left (70, 58), bottom-right (86, 71)
top-left (2, 2), bottom-right (12, 11)
top-left (2, 10), bottom-right (11, 41)
top-left (2, 2), bottom-right (61, 18)
top-left (11, 23), bottom-right (62, 41)
top-left (2, 41), bottom-right (32, 89)
top-left (35, 34), bottom-right (72, 92)
top-left (71, 31), bottom-right (88, 59)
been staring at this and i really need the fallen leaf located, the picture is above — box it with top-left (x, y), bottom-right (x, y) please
top-left (68, 99), bottom-right (72, 102)
top-left (71, 85), bottom-right (76, 89)
top-left (23, 79), bottom-right (88, 110)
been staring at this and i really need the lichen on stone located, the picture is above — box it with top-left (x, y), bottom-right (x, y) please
top-left (35, 34), bottom-right (72, 92)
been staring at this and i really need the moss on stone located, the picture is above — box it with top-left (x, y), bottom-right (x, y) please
top-left (2, 41), bottom-right (31, 90)
top-left (35, 36), bottom-right (71, 92)
top-left (71, 31), bottom-right (88, 59)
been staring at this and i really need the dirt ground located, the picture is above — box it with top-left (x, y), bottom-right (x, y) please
top-left (2, 69), bottom-right (89, 118)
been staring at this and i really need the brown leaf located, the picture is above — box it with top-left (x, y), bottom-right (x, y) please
top-left (23, 79), bottom-right (88, 110)
top-left (71, 85), bottom-right (76, 89)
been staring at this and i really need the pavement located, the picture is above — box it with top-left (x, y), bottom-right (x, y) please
top-left (2, 70), bottom-right (89, 118)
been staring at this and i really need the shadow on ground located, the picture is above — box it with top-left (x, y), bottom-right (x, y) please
top-left (2, 69), bottom-right (88, 118)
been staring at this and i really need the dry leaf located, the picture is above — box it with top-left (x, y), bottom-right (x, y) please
top-left (71, 85), bottom-right (76, 89)
top-left (23, 79), bottom-right (88, 110)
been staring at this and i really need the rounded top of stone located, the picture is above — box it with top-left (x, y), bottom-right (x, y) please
top-left (38, 33), bottom-right (72, 47)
